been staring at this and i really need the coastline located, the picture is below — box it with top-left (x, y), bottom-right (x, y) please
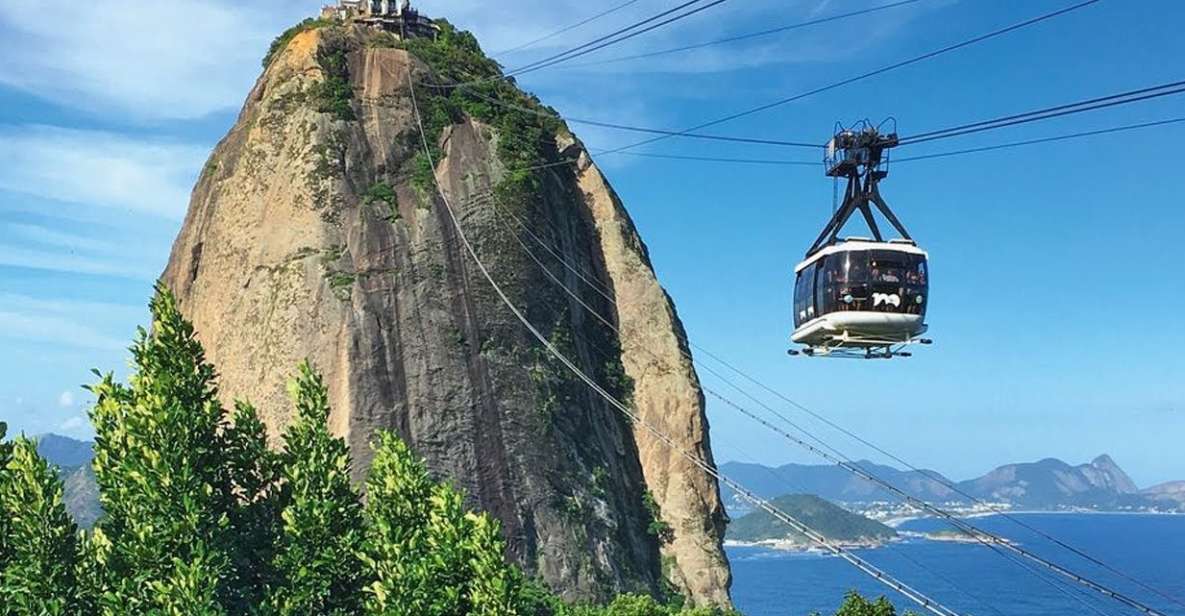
top-left (883, 508), bottom-right (1184, 528)
top-left (724, 537), bottom-right (893, 553)
top-left (727, 510), bottom-right (1182, 553)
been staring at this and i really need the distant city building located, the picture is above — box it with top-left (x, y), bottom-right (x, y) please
top-left (321, 0), bottom-right (439, 39)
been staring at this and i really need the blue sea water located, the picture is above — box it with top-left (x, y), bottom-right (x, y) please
top-left (728, 513), bottom-right (1185, 616)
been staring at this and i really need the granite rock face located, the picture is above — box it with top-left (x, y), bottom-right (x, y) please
top-left (161, 25), bottom-right (730, 605)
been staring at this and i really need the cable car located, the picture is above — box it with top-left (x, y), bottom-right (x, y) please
top-left (790, 121), bottom-right (932, 359)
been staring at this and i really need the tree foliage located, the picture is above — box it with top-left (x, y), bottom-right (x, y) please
top-left (266, 362), bottom-right (365, 615)
top-left (812, 591), bottom-right (917, 616)
top-left (85, 286), bottom-right (237, 614)
top-left (361, 430), bottom-right (523, 614)
top-left (0, 286), bottom-right (777, 615)
top-left (0, 437), bottom-right (80, 614)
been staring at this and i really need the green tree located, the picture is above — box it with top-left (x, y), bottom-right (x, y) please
top-left (266, 362), bottom-right (365, 615)
top-left (560, 592), bottom-right (737, 616)
top-left (360, 430), bottom-right (522, 615)
top-left (813, 591), bottom-right (914, 616)
top-left (85, 286), bottom-right (237, 614)
top-left (0, 437), bottom-right (80, 614)
top-left (220, 401), bottom-right (282, 610)
top-left (0, 421), bottom-right (12, 573)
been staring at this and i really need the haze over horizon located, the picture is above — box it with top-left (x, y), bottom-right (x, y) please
top-left (1, 0), bottom-right (1181, 486)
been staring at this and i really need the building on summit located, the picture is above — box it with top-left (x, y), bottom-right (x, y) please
top-left (321, 0), bottom-right (439, 39)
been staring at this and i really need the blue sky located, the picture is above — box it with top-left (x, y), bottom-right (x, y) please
top-left (0, 0), bottom-right (1181, 486)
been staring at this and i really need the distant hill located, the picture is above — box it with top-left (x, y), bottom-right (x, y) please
top-left (721, 455), bottom-right (1180, 514)
top-left (956, 454), bottom-right (1141, 509)
top-left (36, 433), bottom-right (94, 467)
top-left (726, 494), bottom-right (896, 545)
top-left (1142, 481), bottom-right (1185, 508)
top-left (34, 434), bottom-right (101, 527)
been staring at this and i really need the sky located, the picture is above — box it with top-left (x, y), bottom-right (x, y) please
top-left (0, 0), bottom-right (1182, 486)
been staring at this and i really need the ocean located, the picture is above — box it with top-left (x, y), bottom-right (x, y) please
top-left (728, 513), bottom-right (1185, 616)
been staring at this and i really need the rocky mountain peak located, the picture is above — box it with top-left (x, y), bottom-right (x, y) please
top-left (159, 20), bottom-right (730, 606)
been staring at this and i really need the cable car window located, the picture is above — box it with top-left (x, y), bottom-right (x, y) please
top-left (818, 255), bottom-right (847, 316)
top-left (794, 262), bottom-right (817, 326)
top-left (870, 252), bottom-right (908, 284)
top-left (846, 251), bottom-right (869, 284)
top-left (903, 257), bottom-right (928, 316)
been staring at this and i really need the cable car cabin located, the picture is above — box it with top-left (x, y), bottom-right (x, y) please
top-left (792, 239), bottom-right (929, 357)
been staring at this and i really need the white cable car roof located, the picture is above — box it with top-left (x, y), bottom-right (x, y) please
top-left (794, 238), bottom-right (928, 274)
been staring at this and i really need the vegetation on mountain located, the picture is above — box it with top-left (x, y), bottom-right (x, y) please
top-left (0, 287), bottom-right (735, 615)
top-left (726, 494), bottom-right (895, 544)
top-left (263, 18), bottom-right (334, 68)
top-left (394, 19), bottom-right (567, 208)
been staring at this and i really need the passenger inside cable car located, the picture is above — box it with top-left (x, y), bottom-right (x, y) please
top-left (793, 248), bottom-right (927, 328)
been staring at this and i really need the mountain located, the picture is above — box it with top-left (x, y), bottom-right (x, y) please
top-left (35, 433), bottom-right (93, 467)
top-left (59, 464), bottom-right (102, 528)
top-left (956, 454), bottom-right (1142, 509)
top-left (719, 460), bottom-right (964, 514)
top-left (726, 494), bottom-right (896, 545)
top-left (722, 455), bottom-right (1179, 513)
top-left (155, 19), bottom-right (728, 605)
top-left (31, 434), bottom-right (101, 527)
top-left (1143, 481), bottom-right (1185, 507)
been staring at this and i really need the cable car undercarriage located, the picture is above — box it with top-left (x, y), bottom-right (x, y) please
top-left (790, 121), bottom-right (932, 359)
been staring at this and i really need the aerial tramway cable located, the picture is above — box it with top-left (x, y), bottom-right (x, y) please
top-left (562, 0), bottom-right (926, 69)
top-left (899, 79), bottom-right (1185, 144)
top-left (893, 116), bottom-right (1185, 163)
top-left (595, 0), bottom-right (1102, 156)
top-left (406, 62), bottom-right (966, 616)
top-left (492, 0), bottom-right (646, 56)
top-left (898, 81), bottom-right (1185, 146)
top-left (454, 86), bottom-right (822, 148)
top-left (505, 0), bottom-right (731, 78)
top-left (440, 0), bottom-right (729, 89)
top-left (552, 115), bottom-right (1185, 168)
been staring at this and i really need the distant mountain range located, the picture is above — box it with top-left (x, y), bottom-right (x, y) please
top-left (720, 454), bottom-right (1183, 515)
top-left (28, 434), bottom-right (1185, 527)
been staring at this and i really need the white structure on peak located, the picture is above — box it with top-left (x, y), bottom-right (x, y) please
top-left (321, 0), bottom-right (438, 38)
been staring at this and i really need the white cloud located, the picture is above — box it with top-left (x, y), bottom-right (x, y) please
top-left (58, 414), bottom-right (93, 438)
top-left (59, 415), bottom-right (87, 431)
top-left (0, 0), bottom-right (304, 120)
top-left (0, 125), bottom-right (207, 218)
top-left (8, 223), bottom-right (119, 255)
top-left (0, 243), bottom-right (162, 280)
top-left (58, 390), bottom-right (75, 408)
top-left (0, 294), bottom-right (144, 351)
top-left (0, 309), bottom-right (128, 351)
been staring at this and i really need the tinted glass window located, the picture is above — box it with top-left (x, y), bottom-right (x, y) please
top-left (793, 262), bottom-right (817, 326)
top-left (810, 249), bottom-right (928, 317)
